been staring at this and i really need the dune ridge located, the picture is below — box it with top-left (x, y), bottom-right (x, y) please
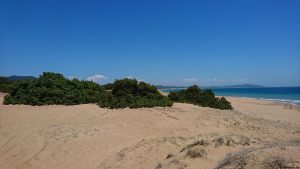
top-left (0, 93), bottom-right (299, 169)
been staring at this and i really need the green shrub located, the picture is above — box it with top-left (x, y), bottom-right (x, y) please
top-left (168, 85), bottom-right (232, 110)
top-left (98, 78), bottom-right (173, 108)
top-left (4, 72), bottom-right (173, 109)
top-left (0, 77), bottom-right (34, 93)
top-left (3, 72), bottom-right (105, 105)
top-left (103, 83), bottom-right (114, 90)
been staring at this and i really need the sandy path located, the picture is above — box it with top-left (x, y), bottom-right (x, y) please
top-left (0, 93), bottom-right (299, 169)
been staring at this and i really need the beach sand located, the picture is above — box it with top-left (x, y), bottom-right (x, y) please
top-left (0, 93), bottom-right (299, 169)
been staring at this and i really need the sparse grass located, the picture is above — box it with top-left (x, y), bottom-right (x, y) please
top-left (238, 136), bottom-right (251, 146)
top-left (180, 139), bottom-right (209, 152)
top-left (214, 148), bottom-right (252, 169)
top-left (186, 147), bottom-right (207, 158)
top-left (215, 137), bottom-right (225, 147)
top-left (215, 143), bottom-right (300, 169)
top-left (213, 135), bottom-right (250, 147)
top-left (262, 155), bottom-right (298, 169)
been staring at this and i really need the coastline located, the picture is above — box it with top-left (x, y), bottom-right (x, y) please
top-left (225, 96), bottom-right (300, 111)
top-left (159, 89), bottom-right (300, 109)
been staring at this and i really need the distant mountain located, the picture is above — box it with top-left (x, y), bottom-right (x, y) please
top-left (156, 84), bottom-right (265, 89)
top-left (211, 84), bottom-right (265, 89)
top-left (6, 75), bottom-right (36, 81)
top-left (155, 85), bottom-right (186, 89)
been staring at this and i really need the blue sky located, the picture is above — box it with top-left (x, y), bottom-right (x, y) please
top-left (1, 0), bottom-right (300, 87)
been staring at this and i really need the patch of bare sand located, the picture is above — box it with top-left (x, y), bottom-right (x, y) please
top-left (0, 93), bottom-right (299, 169)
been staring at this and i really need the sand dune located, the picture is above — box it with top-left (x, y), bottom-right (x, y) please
top-left (0, 93), bottom-right (299, 169)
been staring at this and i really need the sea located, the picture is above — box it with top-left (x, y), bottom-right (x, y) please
top-left (160, 87), bottom-right (300, 106)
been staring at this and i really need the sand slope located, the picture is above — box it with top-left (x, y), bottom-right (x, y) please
top-left (0, 93), bottom-right (300, 169)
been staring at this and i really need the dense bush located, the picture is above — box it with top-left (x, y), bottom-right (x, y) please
top-left (0, 77), bottom-right (32, 93)
top-left (3, 72), bottom-right (105, 105)
top-left (168, 85), bottom-right (232, 110)
top-left (103, 83), bottom-right (114, 90)
top-left (3, 73), bottom-right (173, 108)
top-left (4, 72), bottom-right (230, 109)
top-left (98, 78), bottom-right (173, 108)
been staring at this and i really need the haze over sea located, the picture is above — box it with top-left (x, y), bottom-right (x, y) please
top-left (160, 87), bottom-right (300, 106)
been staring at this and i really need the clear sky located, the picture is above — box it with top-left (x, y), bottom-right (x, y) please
top-left (1, 0), bottom-right (300, 87)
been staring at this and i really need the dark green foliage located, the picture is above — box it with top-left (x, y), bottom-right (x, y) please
top-left (103, 83), bottom-right (114, 90)
top-left (168, 85), bottom-right (232, 110)
top-left (98, 78), bottom-right (173, 108)
top-left (4, 72), bottom-right (105, 105)
top-left (0, 77), bottom-right (33, 93)
top-left (112, 78), bottom-right (139, 97)
top-left (4, 72), bottom-right (172, 109)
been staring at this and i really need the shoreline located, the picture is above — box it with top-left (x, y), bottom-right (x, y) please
top-left (158, 89), bottom-right (300, 108)
top-left (224, 96), bottom-right (300, 110)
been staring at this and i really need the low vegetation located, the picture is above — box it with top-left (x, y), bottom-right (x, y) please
top-left (168, 85), bottom-right (233, 110)
top-left (212, 135), bottom-right (251, 147)
top-left (2, 72), bottom-right (232, 110)
top-left (0, 77), bottom-right (33, 93)
top-left (214, 148), bottom-right (253, 169)
top-left (98, 78), bottom-right (173, 108)
top-left (103, 83), bottom-right (114, 90)
top-left (3, 72), bottom-right (173, 108)
top-left (262, 155), bottom-right (298, 169)
top-left (180, 139), bottom-right (209, 152)
top-left (3, 72), bottom-right (105, 105)
top-left (186, 147), bottom-right (207, 158)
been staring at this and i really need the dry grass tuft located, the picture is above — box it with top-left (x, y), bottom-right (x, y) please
top-left (213, 135), bottom-right (250, 147)
top-left (214, 148), bottom-right (252, 169)
top-left (186, 147), bottom-right (207, 158)
top-left (180, 139), bottom-right (209, 152)
top-left (262, 155), bottom-right (299, 169)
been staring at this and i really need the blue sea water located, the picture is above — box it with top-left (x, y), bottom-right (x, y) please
top-left (160, 87), bottom-right (300, 106)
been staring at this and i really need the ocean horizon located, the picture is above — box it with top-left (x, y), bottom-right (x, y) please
top-left (160, 87), bottom-right (300, 106)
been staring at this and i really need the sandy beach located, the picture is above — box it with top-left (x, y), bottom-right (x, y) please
top-left (0, 92), bottom-right (300, 169)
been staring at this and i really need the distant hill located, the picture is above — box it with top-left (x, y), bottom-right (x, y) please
top-left (157, 84), bottom-right (265, 90)
top-left (211, 84), bottom-right (265, 89)
top-left (6, 75), bottom-right (36, 81)
top-left (155, 85), bottom-right (186, 89)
